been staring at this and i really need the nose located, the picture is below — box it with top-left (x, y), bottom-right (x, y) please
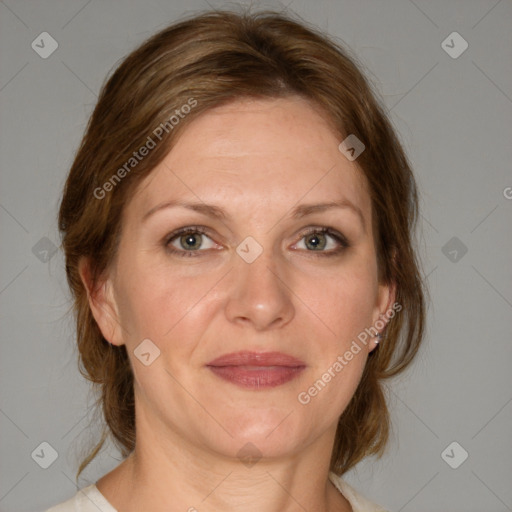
top-left (224, 247), bottom-right (295, 331)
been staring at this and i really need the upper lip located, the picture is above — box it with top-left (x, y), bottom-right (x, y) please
top-left (206, 351), bottom-right (306, 367)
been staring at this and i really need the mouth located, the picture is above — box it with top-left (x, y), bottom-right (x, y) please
top-left (206, 351), bottom-right (306, 389)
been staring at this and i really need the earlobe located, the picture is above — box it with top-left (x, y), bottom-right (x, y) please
top-left (78, 256), bottom-right (124, 346)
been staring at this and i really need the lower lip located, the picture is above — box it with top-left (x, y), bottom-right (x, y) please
top-left (207, 365), bottom-right (305, 389)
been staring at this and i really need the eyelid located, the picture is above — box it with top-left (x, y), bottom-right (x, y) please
top-left (291, 226), bottom-right (350, 255)
top-left (164, 224), bottom-right (350, 257)
top-left (164, 225), bottom-right (220, 255)
top-left (164, 225), bottom-right (213, 244)
top-left (294, 225), bottom-right (349, 246)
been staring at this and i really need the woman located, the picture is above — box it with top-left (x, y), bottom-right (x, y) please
top-left (46, 8), bottom-right (425, 512)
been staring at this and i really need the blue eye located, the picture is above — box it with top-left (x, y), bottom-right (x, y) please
top-left (293, 227), bottom-right (349, 256)
top-left (165, 226), bottom-right (216, 257)
top-left (164, 226), bottom-right (349, 258)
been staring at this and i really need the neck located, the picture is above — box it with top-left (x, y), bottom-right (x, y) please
top-left (96, 410), bottom-right (352, 512)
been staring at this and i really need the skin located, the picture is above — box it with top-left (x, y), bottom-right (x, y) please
top-left (79, 96), bottom-right (395, 512)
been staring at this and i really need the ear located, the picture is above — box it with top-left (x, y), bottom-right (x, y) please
top-left (372, 279), bottom-right (397, 325)
top-left (78, 256), bottom-right (125, 346)
top-left (369, 278), bottom-right (397, 353)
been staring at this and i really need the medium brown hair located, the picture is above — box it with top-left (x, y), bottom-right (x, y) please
top-left (58, 7), bottom-right (426, 482)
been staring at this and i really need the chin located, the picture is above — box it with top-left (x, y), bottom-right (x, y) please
top-left (212, 408), bottom-right (308, 459)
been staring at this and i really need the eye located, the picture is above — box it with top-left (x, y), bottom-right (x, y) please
top-left (293, 227), bottom-right (349, 256)
top-left (165, 226), bottom-right (219, 257)
top-left (164, 225), bottom-right (349, 258)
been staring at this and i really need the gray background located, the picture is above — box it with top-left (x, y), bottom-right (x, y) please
top-left (1, 0), bottom-right (511, 511)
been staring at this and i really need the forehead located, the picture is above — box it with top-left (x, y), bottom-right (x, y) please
top-left (131, 96), bottom-right (371, 223)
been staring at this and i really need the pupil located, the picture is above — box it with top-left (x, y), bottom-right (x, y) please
top-left (182, 234), bottom-right (201, 250)
top-left (307, 234), bottom-right (325, 250)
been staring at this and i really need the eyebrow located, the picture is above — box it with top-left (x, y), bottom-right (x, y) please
top-left (142, 199), bottom-right (365, 229)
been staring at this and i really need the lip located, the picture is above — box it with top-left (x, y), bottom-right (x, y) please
top-left (206, 351), bottom-right (306, 389)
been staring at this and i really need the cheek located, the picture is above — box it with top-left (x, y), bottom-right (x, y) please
top-left (298, 271), bottom-right (376, 415)
top-left (305, 263), bottom-right (378, 345)
top-left (116, 265), bottom-right (219, 355)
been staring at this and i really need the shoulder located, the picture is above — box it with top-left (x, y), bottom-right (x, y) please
top-left (44, 484), bottom-right (117, 512)
top-left (328, 472), bottom-right (390, 512)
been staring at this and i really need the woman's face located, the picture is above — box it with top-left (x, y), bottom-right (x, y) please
top-left (85, 96), bottom-right (393, 461)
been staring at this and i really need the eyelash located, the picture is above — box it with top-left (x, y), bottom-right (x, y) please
top-left (164, 225), bottom-right (350, 258)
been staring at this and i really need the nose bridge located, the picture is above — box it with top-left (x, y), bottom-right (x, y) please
top-left (224, 240), bottom-right (295, 330)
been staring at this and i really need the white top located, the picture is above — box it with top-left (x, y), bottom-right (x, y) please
top-left (45, 472), bottom-right (389, 512)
